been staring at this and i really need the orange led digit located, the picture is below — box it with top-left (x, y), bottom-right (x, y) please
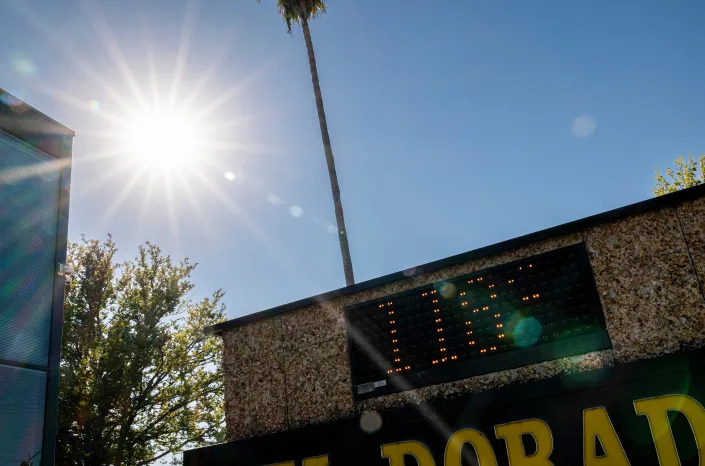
top-left (346, 244), bottom-right (607, 398)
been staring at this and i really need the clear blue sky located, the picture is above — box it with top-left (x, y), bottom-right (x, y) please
top-left (2, 0), bottom-right (704, 319)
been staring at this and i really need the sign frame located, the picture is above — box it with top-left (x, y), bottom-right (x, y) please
top-left (344, 243), bottom-right (611, 400)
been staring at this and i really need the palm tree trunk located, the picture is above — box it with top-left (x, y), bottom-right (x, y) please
top-left (301, 17), bottom-right (355, 286)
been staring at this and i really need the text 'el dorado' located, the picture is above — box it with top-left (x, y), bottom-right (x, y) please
top-left (268, 394), bottom-right (705, 466)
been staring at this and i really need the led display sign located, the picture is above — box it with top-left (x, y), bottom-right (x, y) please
top-left (345, 244), bottom-right (609, 398)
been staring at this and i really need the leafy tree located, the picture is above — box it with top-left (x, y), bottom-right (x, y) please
top-left (259, 0), bottom-right (355, 285)
top-left (652, 153), bottom-right (705, 196)
top-left (56, 237), bottom-right (225, 465)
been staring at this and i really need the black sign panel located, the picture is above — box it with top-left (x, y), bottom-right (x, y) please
top-left (345, 244), bottom-right (609, 399)
top-left (184, 350), bottom-right (705, 466)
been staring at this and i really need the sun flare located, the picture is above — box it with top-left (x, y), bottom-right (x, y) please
top-left (125, 109), bottom-right (200, 171)
top-left (17, 0), bottom-right (268, 236)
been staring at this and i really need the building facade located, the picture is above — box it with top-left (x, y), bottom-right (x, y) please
top-left (186, 184), bottom-right (705, 465)
top-left (0, 90), bottom-right (73, 465)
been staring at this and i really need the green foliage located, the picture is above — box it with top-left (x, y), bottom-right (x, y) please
top-left (652, 153), bottom-right (705, 196)
top-left (57, 237), bottom-right (226, 465)
top-left (258, 0), bottom-right (327, 31)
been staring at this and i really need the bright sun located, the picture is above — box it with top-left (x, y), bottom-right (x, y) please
top-left (126, 109), bottom-right (199, 171)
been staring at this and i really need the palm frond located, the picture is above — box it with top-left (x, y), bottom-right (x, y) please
top-left (258, 0), bottom-right (327, 32)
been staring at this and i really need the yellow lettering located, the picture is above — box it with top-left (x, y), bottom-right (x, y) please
top-left (267, 456), bottom-right (328, 466)
top-left (495, 419), bottom-right (554, 466)
top-left (634, 394), bottom-right (705, 466)
top-left (381, 440), bottom-right (435, 466)
top-left (303, 456), bottom-right (328, 466)
top-left (445, 428), bottom-right (498, 466)
top-left (583, 407), bottom-right (630, 466)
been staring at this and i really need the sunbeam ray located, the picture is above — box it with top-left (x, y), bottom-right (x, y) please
top-left (175, 170), bottom-right (215, 241)
top-left (179, 41), bottom-right (233, 112)
top-left (202, 114), bottom-right (253, 133)
top-left (31, 81), bottom-right (126, 126)
top-left (200, 140), bottom-right (285, 156)
top-left (78, 155), bottom-right (134, 194)
top-left (136, 11), bottom-right (163, 109)
top-left (190, 169), bottom-right (275, 248)
top-left (169, 0), bottom-right (200, 108)
top-left (70, 146), bottom-right (127, 165)
top-left (78, 0), bottom-right (149, 111)
top-left (162, 175), bottom-right (182, 250)
top-left (98, 168), bottom-right (147, 224)
top-left (190, 57), bottom-right (279, 124)
top-left (8, 0), bottom-right (135, 113)
top-left (344, 321), bottom-right (455, 440)
top-left (0, 158), bottom-right (69, 184)
top-left (137, 171), bottom-right (158, 234)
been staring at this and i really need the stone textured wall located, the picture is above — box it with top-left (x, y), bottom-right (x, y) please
top-left (221, 196), bottom-right (705, 442)
top-left (586, 203), bottom-right (705, 362)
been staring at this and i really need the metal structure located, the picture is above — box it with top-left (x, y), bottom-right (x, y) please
top-left (0, 89), bottom-right (73, 466)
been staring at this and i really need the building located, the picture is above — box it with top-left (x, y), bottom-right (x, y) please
top-left (186, 185), bottom-right (705, 465)
top-left (0, 89), bottom-right (73, 465)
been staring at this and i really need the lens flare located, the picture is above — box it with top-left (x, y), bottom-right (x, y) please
top-left (289, 205), bottom-right (304, 218)
top-left (360, 411), bottom-right (383, 434)
top-left (513, 317), bottom-right (542, 347)
top-left (267, 193), bottom-right (284, 205)
top-left (439, 282), bottom-right (457, 299)
top-left (10, 53), bottom-right (37, 76)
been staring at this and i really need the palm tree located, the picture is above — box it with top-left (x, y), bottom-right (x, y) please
top-left (259, 0), bottom-right (355, 285)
